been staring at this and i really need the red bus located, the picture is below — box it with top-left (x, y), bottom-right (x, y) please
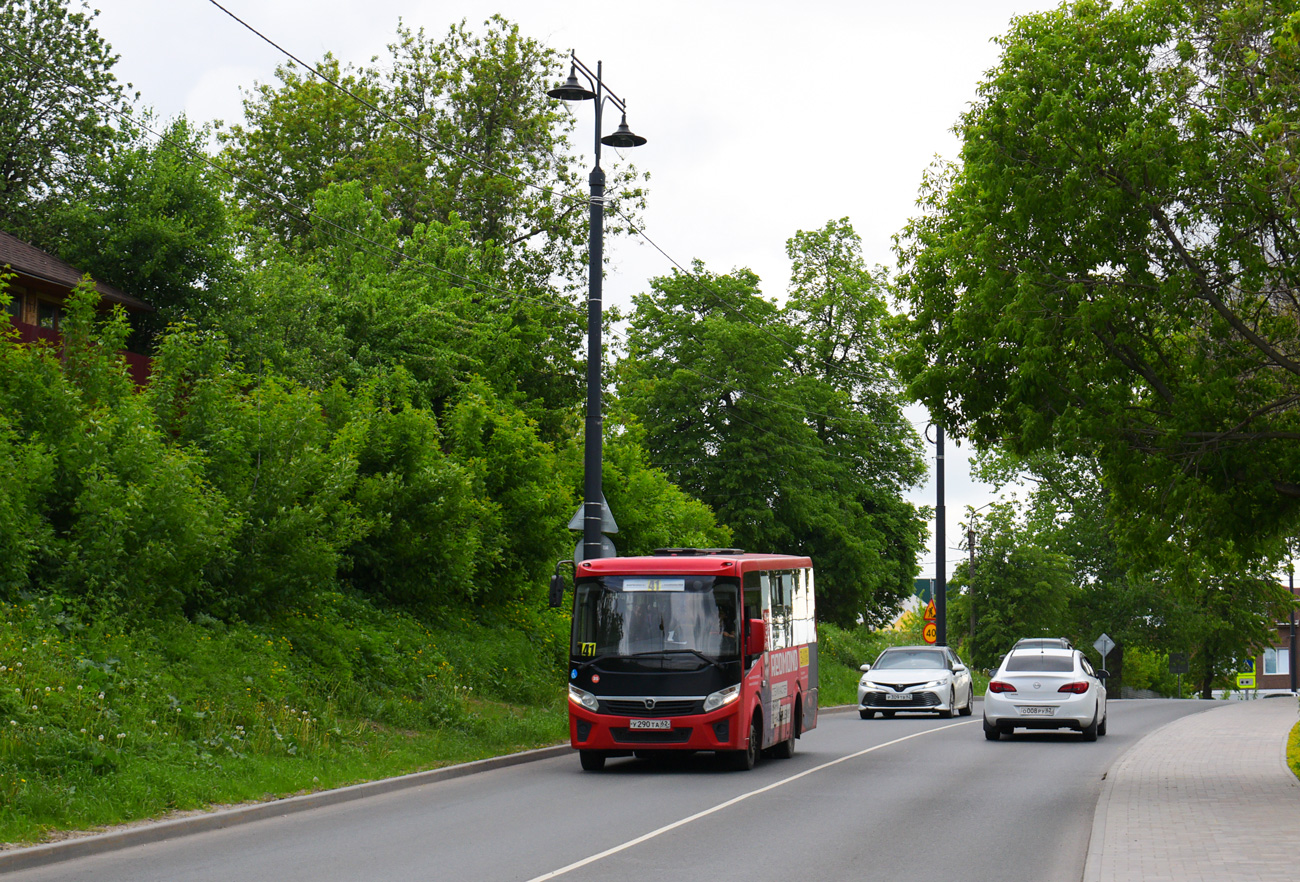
top-left (559, 548), bottom-right (817, 771)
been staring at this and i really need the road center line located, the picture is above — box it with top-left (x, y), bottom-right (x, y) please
top-left (525, 719), bottom-right (977, 881)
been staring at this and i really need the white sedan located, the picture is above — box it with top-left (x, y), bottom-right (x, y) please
top-left (983, 647), bottom-right (1108, 741)
top-left (858, 645), bottom-right (974, 719)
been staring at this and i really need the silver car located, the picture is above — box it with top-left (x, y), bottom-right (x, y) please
top-left (858, 645), bottom-right (974, 719)
top-left (983, 647), bottom-right (1108, 741)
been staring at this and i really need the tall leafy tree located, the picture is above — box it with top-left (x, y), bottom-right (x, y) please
top-left (51, 116), bottom-right (235, 347)
top-left (617, 221), bottom-right (926, 626)
top-left (220, 16), bottom-right (645, 290)
top-left (895, 0), bottom-right (1300, 563)
top-left (219, 180), bottom-right (583, 438)
top-left (963, 445), bottom-right (1291, 693)
top-left (951, 501), bottom-right (1077, 671)
top-left (0, 0), bottom-right (132, 244)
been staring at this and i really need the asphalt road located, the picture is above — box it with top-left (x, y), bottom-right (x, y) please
top-left (6, 699), bottom-right (1216, 882)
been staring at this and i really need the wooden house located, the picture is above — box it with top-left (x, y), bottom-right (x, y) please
top-left (0, 229), bottom-right (153, 384)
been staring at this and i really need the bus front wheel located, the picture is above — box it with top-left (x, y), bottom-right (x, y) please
top-left (579, 750), bottom-right (606, 771)
top-left (728, 713), bottom-right (761, 771)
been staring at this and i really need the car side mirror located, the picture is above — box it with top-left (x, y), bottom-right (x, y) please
top-left (1098, 670), bottom-right (1110, 680)
top-left (859, 664), bottom-right (871, 673)
top-left (746, 619), bottom-right (767, 657)
top-left (548, 573), bottom-right (566, 609)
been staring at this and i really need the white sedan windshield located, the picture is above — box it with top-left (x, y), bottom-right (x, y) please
top-left (874, 649), bottom-right (948, 670)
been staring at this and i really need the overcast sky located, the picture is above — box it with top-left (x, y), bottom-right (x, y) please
top-left (90, 0), bottom-right (1062, 579)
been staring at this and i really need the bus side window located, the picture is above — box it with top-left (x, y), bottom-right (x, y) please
top-left (770, 572), bottom-right (793, 650)
top-left (792, 569), bottom-right (814, 647)
top-left (743, 570), bottom-right (761, 657)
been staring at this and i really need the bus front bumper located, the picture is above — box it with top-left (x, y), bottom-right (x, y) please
top-left (569, 703), bottom-right (743, 752)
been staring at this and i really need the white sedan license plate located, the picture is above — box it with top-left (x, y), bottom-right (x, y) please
top-left (885, 693), bottom-right (912, 701)
top-left (1018, 706), bottom-right (1055, 716)
top-left (629, 719), bottom-right (671, 730)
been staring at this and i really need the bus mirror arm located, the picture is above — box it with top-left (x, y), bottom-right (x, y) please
top-left (548, 560), bottom-right (575, 609)
top-left (746, 619), bottom-right (766, 657)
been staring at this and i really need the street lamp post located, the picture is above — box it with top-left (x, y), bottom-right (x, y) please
top-left (547, 55), bottom-right (646, 563)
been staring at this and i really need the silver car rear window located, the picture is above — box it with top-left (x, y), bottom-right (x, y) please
top-left (1006, 654), bottom-right (1074, 672)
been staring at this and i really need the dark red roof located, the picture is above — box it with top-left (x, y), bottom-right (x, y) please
top-left (0, 229), bottom-right (152, 312)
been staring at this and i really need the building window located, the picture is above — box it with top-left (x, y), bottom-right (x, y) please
top-left (1263, 647), bottom-right (1290, 676)
top-left (3, 292), bottom-right (20, 320)
top-left (36, 300), bottom-right (62, 330)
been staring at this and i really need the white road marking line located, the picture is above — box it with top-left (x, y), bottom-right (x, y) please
top-left (525, 719), bottom-right (976, 881)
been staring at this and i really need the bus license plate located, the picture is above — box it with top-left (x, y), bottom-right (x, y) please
top-left (1019, 706), bottom-right (1055, 716)
top-left (629, 719), bottom-right (671, 730)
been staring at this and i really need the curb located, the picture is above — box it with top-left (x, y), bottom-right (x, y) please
top-left (0, 744), bottom-right (572, 874)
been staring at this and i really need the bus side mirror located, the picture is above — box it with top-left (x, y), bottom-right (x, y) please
top-left (548, 573), bottom-right (566, 609)
top-left (746, 619), bottom-right (766, 657)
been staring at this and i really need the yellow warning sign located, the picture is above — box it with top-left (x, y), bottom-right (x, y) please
top-left (1236, 673), bottom-right (1255, 689)
top-left (923, 622), bottom-right (937, 644)
top-left (923, 599), bottom-right (937, 621)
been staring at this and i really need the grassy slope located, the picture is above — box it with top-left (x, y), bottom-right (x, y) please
top-left (1290, 719), bottom-right (1300, 783)
top-left (0, 596), bottom-right (902, 846)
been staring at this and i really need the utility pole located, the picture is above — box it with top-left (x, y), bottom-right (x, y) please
top-left (967, 527), bottom-right (976, 655)
top-left (935, 423), bottom-right (946, 646)
top-left (1290, 559), bottom-right (1296, 694)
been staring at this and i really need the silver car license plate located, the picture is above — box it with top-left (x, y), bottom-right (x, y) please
top-left (629, 719), bottom-right (671, 730)
top-left (1018, 705), bottom-right (1055, 716)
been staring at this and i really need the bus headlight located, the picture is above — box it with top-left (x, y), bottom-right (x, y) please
top-left (703, 684), bottom-right (741, 713)
top-left (568, 685), bottom-right (599, 712)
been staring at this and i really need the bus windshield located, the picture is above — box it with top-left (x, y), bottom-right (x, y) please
top-left (572, 576), bottom-right (740, 662)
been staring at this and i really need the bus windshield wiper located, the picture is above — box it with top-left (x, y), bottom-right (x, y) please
top-left (624, 649), bottom-right (725, 671)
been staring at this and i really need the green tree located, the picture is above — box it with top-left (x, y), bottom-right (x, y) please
top-left (618, 222), bottom-right (925, 626)
top-left (894, 0), bottom-right (1300, 563)
top-left (953, 501), bottom-right (1077, 670)
top-left (219, 16), bottom-right (644, 291)
top-left (219, 180), bottom-right (583, 439)
top-left (964, 445), bottom-right (1291, 693)
top-left (0, 0), bottom-right (132, 244)
top-left (51, 116), bottom-right (235, 347)
top-left (219, 53), bottom-right (386, 247)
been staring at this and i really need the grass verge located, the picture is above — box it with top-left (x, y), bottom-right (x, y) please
top-left (0, 591), bottom-right (569, 846)
top-left (1289, 719), bottom-right (1300, 784)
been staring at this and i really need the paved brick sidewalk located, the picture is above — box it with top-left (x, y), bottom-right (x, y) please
top-left (1084, 698), bottom-right (1300, 882)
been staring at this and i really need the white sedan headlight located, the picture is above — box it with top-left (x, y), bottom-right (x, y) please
top-left (568, 684), bottom-right (599, 712)
top-left (918, 679), bottom-right (949, 690)
top-left (861, 681), bottom-right (887, 691)
top-left (703, 684), bottom-right (741, 712)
